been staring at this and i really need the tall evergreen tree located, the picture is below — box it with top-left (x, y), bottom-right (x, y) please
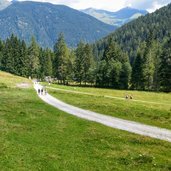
top-left (109, 59), bottom-right (122, 88)
top-left (0, 39), bottom-right (4, 70)
top-left (16, 40), bottom-right (29, 77)
top-left (96, 60), bottom-right (110, 87)
top-left (39, 48), bottom-right (46, 79)
top-left (1, 36), bottom-right (15, 74)
top-left (141, 37), bottom-right (155, 90)
top-left (152, 41), bottom-right (162, 91)
top-left (103, 38), bottom-right (122, 62)
top-left (54, 33), bottom-right (69, 84)
top-left (159, 38), bottom-right (171, 92)
top-left (82, 44), bottom-right (94, 85)
top-left (119, 62), bottom-right (132, 89)
top-left (74, 41), bottom-right (85, 85)
top-left (28, 36), bottom-right (40, 78)
top-left (131, 43), bottom-right (146, 90)
top-left (96, 38), bottom-right (130, 88)
top-left (67, 50), bottom-right (75, 83)
top-left (44, 48), bottom-right (53, 77)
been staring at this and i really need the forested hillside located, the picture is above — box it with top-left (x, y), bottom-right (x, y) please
top-left (0, 1), bottom-right (115, 47)
top-left (0, 1), bottom-right (171, 92)
top-left (0, 34), bottom-right (131, 88)
top-left (92, 3), bottom-right (171, 92)
top-left (94, 3), bottom-right (171, 63)
top-left (0, 33), bottom-right (170, 92)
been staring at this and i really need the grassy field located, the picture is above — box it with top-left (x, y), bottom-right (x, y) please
top-left (1, 72), bottom-right (171, 170)
top-left (45, 83), bottom-right (171, 129)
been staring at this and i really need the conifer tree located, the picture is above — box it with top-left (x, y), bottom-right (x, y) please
top-left (119, 62), bottom-right (132, 89)
top-left (67, 50), bottom-right (75, 83)
top-left (1, 37), bottom-right (15, 74)
top-left (28, 36), bottom-right (40, 78)
top-left (0, 39), bottom-right (4, 70)
top-left (74, 41), bottom-right (85, 85)
top-left (131, 43), bottom-right (145, 90)
top-left (159, 38), bottom-right (171, 92)
top-left (17, 40), bottom-right (29, 77)
top-left (54, 33), bottom-right (69, 84)
top-left (103, 38), bottom-right (122, 62)
top-left (96, 60), bottom-right (110, 87)
top-left (82, 44), bottom-right (94, 85)
top-left (44, 48), bottom-right (53, 77)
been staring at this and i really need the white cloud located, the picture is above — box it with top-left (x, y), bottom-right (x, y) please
top-left (11, 0), bottom-right (171, 12)
top-left (125, 0), bottom-right (171, 12)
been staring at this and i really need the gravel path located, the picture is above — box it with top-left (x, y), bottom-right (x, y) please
top-left (34, 84), bottom-right (171, 142)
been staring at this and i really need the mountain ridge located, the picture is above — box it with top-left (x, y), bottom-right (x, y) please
top-left (0, 1), bottom-right (115, 47)
top-left (93, 3), bottom-right (171, 62)
top-left (0, 0), bottom-right (11, 10)
top-left (81, 7), bottom-right (148, 27)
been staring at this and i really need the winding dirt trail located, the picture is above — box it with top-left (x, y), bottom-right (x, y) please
top-left (34, 84), bottom-right (171, 142)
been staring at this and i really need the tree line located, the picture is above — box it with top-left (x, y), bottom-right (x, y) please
top-left (0, 33), bottom-right (170, 92)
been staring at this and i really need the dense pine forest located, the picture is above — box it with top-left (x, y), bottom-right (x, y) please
top-left (92, 3), bottom-right (171, 92)
top-left (0, 33), bottom-right (170, 92)
top-left (94, 4), bottom-right (171, 63)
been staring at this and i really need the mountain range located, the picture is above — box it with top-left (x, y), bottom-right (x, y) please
top-left (0, 1), bottom-right (115, 47)
top-left (94, 3), bottom-right (171, 62)
top-left (81, 7), bottom-right (148, 27)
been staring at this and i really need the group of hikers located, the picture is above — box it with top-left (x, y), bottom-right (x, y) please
top-left (37, 87), bottom-right (47, 95)
top-left (34, 81), bottom-right (47, 95)
top-left (125, 94), bottom-right (133, 100)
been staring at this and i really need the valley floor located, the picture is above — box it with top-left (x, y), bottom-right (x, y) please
top-left (45, 83), bottom-right (171, 130)
top-left (1, 72), bottom-right (171, 170)
top-left (36, 87), bottom-right (171, 142)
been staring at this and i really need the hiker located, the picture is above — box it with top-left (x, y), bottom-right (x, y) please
top-left (38, 89), bottom-right (40, 95)
top-left (41, 88), bottom-right (43, 95)
top-left (125, 94), bottom-right (129, 100)
top-left (130, 95), bottom-right (133, 100)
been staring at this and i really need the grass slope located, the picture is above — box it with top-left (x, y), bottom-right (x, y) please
top-left (46, 84), bottom-right (171, 129)
top-left (0, 72), bottom-right (171, 170)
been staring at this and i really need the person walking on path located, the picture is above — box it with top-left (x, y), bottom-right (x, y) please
top-left (41, 88), bottom-right (43, 95)
top-left (130, 95), bottom-right (133, 100)
top-left (125, 94), bottom-right (129, 100)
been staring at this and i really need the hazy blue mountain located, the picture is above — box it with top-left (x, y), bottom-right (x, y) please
top-left (0, 1), bottom-right (115, 47)
top-left (0, 0), bottom-right (11, 10)
top-left (81, 7), bottom-right (148, 27)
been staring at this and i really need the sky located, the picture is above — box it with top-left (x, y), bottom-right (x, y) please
top-left (9, 0), bottom-right (171, 12)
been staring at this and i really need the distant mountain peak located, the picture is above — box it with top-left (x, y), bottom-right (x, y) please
top-left (0, 1), bottom-right (115, 47)
top-left (0, 0), bottom-right (11, 10)
top-left (81, 7), bottom-right (148, 27)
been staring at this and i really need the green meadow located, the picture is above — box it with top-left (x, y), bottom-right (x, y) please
top-left (46, 84), bottom-right (171, 130)
top-left (0, 71), bottom-right (171, 170)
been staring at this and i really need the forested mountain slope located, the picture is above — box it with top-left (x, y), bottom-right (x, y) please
top-left (0, 1), bottom-right (115, 47)
top-left (94, 3), bottom-right (171, 62)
